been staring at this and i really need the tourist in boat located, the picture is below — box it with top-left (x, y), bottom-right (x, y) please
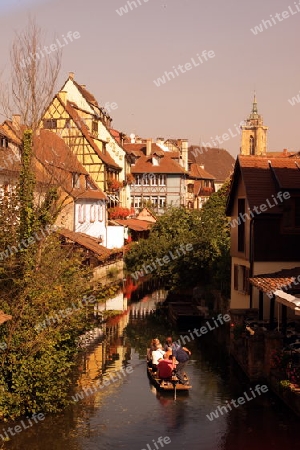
top-left (147, 338), bottom-right (161, 367)
top-left (151, 343), bottom-right (165, 373)
top-left (158, 351), bottom-right (173, 379)
top-left (164, 336), bottom-right (173, 351)
top-left (172, 342), bottom-right (191, 384)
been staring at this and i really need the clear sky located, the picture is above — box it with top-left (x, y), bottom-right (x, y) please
top-left (0, 0), bottom-right (299, 157)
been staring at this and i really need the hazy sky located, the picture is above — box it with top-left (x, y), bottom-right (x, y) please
top-left (0, 0), bottom-right (299, 157)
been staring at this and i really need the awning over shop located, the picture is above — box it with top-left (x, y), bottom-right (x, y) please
top-left (273, 290), bottom-right (300, 315)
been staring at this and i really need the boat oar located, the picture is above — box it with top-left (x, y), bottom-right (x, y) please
top-left (171, 370), bottom-right (177, 401)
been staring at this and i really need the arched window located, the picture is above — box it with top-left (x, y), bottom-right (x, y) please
top-left (90, 204), bottom-right (95, 223)
top-left (78, 204), bottom-right (86, 224)
top-left (249, 136), bottom-right (255, 155)
top-left (98, 204), bottom-right (103, 222)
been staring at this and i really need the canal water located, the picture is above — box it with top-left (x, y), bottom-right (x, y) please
top-left (3, 289), bottom-right (299, 450)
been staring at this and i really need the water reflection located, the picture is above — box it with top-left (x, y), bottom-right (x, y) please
top-left (3, 289), bottom-right (300, 450)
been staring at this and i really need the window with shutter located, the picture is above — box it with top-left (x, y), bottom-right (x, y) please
top-left (234, 265), bottom-right (238, 290)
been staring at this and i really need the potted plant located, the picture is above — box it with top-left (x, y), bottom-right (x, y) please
top-left (107, 179), bottom-right (122, 191)
top-left (126, 173), bottom-right (135, 185)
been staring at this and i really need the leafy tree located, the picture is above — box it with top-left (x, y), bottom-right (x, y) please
top-left (0, 131), bottom-right (94, 420)
top-left (125, 183), bottom-right (231, 294)
top-left (199, 179), bottom-right (231, 296)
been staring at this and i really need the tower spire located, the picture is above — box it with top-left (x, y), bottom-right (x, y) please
top-left (252, 91), bottom-right (258, 115)
top-left (240, 94), bottom-right (268, 156)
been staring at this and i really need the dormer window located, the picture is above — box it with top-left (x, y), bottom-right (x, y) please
top-left (86, 176), bottom-right (95, 189)
top-left (152, 154), bottom-right (160, 166)
top-left (92, 121), bottom-right (98, 137)
top-left (72, 173), bottom-right (80, 188)
top-left (0, 137), bottom-right (8, 148)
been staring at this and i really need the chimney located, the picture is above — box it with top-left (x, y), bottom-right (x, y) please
top-left (69, 72), bottom-right (74, 80)
top-left (283, 148), bottom-right (288, 155)
top-left (12, 114), bottom-right (21, 130)
top-left (179, 139), bottom-right (188, 172)
top-left (81, 85), bottom-right (86, 89)
top-left (58, 91), bottom-right (67, 104)
top-left (200, 164), bottom-right (204, 170)
top-left (146, 139), bottom-right (152, 156)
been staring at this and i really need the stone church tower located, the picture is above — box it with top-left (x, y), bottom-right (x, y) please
top-left (240, 94), bottom-right (268, 155)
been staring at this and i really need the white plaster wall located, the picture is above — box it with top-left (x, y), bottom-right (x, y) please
top-left (63, 79), bottom-right (94, 114)
top-left (106, 226), bottom-right (124, 249)
top-left (74, 199), bottom-right (107, 245)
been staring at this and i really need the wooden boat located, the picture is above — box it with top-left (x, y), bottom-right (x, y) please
top-left (146, 365), bottom-right (192, 392)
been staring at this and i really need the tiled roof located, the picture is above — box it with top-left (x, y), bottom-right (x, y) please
top-left (0, 121), bottom-right (23, 144)
top-left (65, 101), bottom-right (121, 170)
top-left (189, 146), bottom-right (235, 182)
top-left (34, 129), bottom-right (88, 174)
top-left (75, 190), bottom-right (106, 200)
top-left (33, 130), bottom-right (106, 200)
top-left (227, 155), bottom-right (300, 215)
top-left (239, 156), bottom-right (300, 190)
top-left (72, 79), bottom-right (99, 108)
top-left (51, 96), bottom-right (120, 170)
top-left (189, 163), bottom-right (215, 180)
top-left (249, 267), bottom-right (300, 294)
top-left (267, 150), bottom-right (295, 157)
top-left (0, 148), bottom-right (21, 173)
top-left (124, 143), bottom-right (166, 157)
top-left (113, 219), bottom-right (152, 231)
top-left (58, 228), bottom-right (114, 261)
top-left (130, 153), bottom-right (187, 175)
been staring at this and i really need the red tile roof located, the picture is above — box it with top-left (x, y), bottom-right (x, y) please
top-left (130, 154), bottom-right (187, 174)
top-left (249, 267), bottom-right (300, 294)
top-left (72, 79), bottom-right (99, 108)
top-left (58, 228), bottom-right (114, 261)
top-left (50, 95), bottom-right (120, 171)
top-left (0, 148), bottom-right (21, 174)
top-left (33, 130), bottom-right (106, 200)
top-left (64, 101), bottom-right (121, 170)
top-left (189, 146), bottom-right (235, 182)
top-left (239, 156), bottom-right (300, 189)
top-left (189, 163), bottom-right (215, 180)
top-left (113, 219), bottom-right (152, 231)
top-left (0, 122), bottom-right (23, 145)
top-left (124, 143), bottom-right (164, 156)
top-left (227, 155), bottom-right (300, 215)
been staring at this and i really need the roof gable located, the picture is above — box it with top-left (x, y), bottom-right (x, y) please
top-left (226, 155), bottom-right (300, 215)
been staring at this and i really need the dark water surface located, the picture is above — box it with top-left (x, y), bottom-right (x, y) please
top-left (3, 290), bottom-right (299, 450)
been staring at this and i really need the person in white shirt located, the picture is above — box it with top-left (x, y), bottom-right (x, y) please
top-left (151, 343), bottom-right (165, 373)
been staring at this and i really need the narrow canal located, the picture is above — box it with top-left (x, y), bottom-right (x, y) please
top-left (3, 289), bottom-right (299, 450)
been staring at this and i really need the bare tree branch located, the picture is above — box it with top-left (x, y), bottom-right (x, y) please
top-left (1, 17), bottom-right (62, 129)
